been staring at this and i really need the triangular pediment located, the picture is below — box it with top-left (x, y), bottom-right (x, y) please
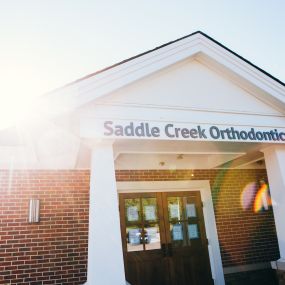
top-left (41, 31), bottom-right (285, 117)
top-left (96, 59), bottom-right (282, 116)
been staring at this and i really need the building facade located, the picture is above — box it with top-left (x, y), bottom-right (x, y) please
top-left (1, 32), bottom-right (285, 285)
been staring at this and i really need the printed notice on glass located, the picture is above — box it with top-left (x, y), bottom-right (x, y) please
top-left (146, 227), bottom-right (158, 240)
top-left (127, 206), bottom-right (139, 222)
top-left (186, 204), bottom-right (196, 218)
top-left (172, 224), bottom-right (183, 241)
top-left (170, 204), bottom-right (180, 219)
top-left (128, 229), bottom-right (140, 244)
top-left (188, 224), bottom-right (199, 239)
top-left (144, 205), bottom-right (156, 221)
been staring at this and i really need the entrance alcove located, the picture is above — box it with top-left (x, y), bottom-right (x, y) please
top-left (111, 139), bottom-right (277, 285)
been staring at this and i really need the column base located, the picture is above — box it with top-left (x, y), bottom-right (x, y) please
top-left (272, 259), bottom-right (285, 271)
top-left (84, 281), bottom-right (130, 285)
top-left (272, 259), bottom-right (285, 285)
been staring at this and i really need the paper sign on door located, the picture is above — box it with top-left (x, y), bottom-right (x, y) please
top-left (144, 205), bottom-right (156, 221)
top-left (128, 228), bottom-right (141, 244)
top-left (127, 206), bottom-right (139, 222)
top-left (170, 204), bottom-right (180, 219)
top-left (186, 204), bottom-right (196, 218)
top-left (188, 224), bottom-right (199, 239)
top-left (172, 224), bottom-right (183, 241)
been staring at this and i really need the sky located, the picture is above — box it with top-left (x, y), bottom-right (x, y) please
top-left (0, 0), bottom-right (284, 129)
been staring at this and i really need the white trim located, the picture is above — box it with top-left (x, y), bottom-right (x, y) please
top-left (116, 180), bottom-right (225, 285)
top-left (41, 33), bottom-right (285, 118)
top-left (92, 101), bottom-right (285, 118)
top-left (115, 150), bottom-right (244, 156)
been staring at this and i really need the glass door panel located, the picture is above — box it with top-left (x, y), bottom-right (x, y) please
top-left (165, 193), bottom-right (204, 248)
top-left (126, 226), bottom-right (144, 251)
top-left (142, 197), bottom-right (161, 250)
top-left (122, 195), bottom-right (162, 252)
top-left (167, 196), bottom-right (188, 247)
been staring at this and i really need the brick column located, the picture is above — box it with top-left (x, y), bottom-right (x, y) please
top-left (86, 142), bottom-right (125, 285)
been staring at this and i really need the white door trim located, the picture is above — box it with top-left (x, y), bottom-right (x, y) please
top-left (117, 180), bottom-right (225, 285)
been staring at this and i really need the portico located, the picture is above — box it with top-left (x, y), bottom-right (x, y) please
top-left (82, 138), bottom-right (285, 285)
top-left (75, 32), bottom-right (285, 285)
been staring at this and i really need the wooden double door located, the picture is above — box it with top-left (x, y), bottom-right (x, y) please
top-left (119, 191), bottom-right (213, 285)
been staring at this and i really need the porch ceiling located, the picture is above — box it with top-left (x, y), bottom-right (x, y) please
top-left (76, 139), bottom-right (268, 170)
top-left (113, 139), bottom-right (266, 170)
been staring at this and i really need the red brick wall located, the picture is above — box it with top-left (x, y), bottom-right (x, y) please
top-left (0, 170), bottom-right (90, 285)
top-left (0, 169), bottom-right (280, 284)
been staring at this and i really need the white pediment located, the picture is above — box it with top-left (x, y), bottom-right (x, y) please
top-left (96, 59), bottom-right (282, 116)
top-left (40, 32), bottom-right (285, 118)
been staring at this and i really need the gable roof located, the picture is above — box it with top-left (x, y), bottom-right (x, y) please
top-left (64, 31), bottom-right (285, 89)
top-left (41, 31), bottom-right (285, 116)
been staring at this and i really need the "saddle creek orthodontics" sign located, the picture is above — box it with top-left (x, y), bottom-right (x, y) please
top-left (83, 120), bottom-right (285, 143)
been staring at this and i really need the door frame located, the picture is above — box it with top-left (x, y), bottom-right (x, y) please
top-left (117, 180), bottom-right (225, 285)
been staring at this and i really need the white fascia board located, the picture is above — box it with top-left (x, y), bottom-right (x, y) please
top-left (41, 33), bottom-right (285, 117)
top-left (80, 104), bottom-right (285, 128)
top-left (40, 34), bottom-right (202, 117)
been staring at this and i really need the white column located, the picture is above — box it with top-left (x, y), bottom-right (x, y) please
top-left (263, 145), bottom-right (285, 270)
top-left (87, 141), bottom-right (125, 285)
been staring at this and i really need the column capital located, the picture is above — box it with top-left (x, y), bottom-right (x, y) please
top-left (261, 144), bottom-right (285, 154)
top-left (82, 138), bottom-right (115, 150)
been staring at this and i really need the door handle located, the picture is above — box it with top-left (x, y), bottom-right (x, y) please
top-left (161, 243), bottom-right (167, 257)
top-left (162, 243), bottom-right (173, 257)
top-left (167, 243), bottom-right (173, 257)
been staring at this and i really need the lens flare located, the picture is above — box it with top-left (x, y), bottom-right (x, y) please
top-left (240, 182), bottom-right (257, 210)
top-left (253, 183), bottom-right (272, 213)
top-left (241, 181), bottom-right (272, 213)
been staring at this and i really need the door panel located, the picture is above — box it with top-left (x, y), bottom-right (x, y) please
top-left (119, 193), bottom-right (170, 285)
top-left (162, 192), bottom-right (213, 285)
top-left (119, 191), bottom-right (213, 285)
